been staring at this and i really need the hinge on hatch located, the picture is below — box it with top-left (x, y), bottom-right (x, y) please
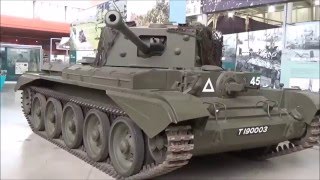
top-left (256, 100), bottom-right (280, 118)
top-left (204, 102), bottom-right (227, 121)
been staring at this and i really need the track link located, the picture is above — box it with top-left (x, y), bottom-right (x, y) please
top-left (22, 86), bottom-right (194, 180)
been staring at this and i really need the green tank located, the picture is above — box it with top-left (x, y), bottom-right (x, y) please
top-left (16, 10), bottom-right (319, 179)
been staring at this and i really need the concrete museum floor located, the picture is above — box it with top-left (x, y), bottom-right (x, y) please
top-left (1, 83), bottom-right (319, 180)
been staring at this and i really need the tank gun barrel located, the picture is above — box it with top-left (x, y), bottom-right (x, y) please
top-left (105, 10), bottom-right (150, 54)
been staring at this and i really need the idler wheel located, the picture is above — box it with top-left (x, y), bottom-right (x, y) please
top-left (147, 132), bottom-right (167, 163)
top-left (291, 115), bottom-right (320, 147)
top-left (62, 102), bottom-right (84, 149)
top-left (109, 116), bottom-right (144, 177)
top-left (83, 109), bottom-right (110, 162)
top-left (22, 88), bottom-right (32, 115)
top-left (31, 93), bottom-right (46, 131)
top-left (44, 98), bottom-right (63, 138)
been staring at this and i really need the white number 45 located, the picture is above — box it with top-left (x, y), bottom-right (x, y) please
top-left (250, 77), bottom-right (261, 86)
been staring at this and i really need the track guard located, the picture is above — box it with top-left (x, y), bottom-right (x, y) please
top-left (261, 88), bottom-right (319, 125)
top-left (106, 89), bottom-right (209, 138)
top-left (14, 74), bottom-right (40, 91)
top-left (283, 90), bottom-right (319, 125)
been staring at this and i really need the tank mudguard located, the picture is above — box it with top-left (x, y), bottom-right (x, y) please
top-left (14, 74), bottom-right (40, 91)
top-left (106, 89), bottom-right (210, 138)
top-left (284, 90), bottom-right (319, 124)
top-left (260, 88), bottom-right (319, 125)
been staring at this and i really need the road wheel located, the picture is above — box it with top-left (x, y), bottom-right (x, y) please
top-left (62, 102), bottom-right (84, 149)
top-left (109, 116), bottom-right (144, 177)
top-left (44, 98), bottom-right (63, 138)
top-left (83, 109), bottom-right (110, 162)
top-left (31, 93), bottom-right (46, 131)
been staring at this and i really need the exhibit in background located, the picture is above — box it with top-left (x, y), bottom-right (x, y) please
top-left (222, 34), bottom-right (237, 71)
top-left (202, 0), bottom-right (296, 13)
top-left (236, 28), bottom-right (283, 88)
top-left (126, 0), bottom-right (169, 26)
top-left (70, 0), bottom-right (127, 61)
top-left (186, 0), bottom-right (201, 17)
top-left (284, 21), bottom-right (319, 62)
top-left (281, 21), bottom-right (320, 92)
top-left (0, 44), bottom-right (41, 81)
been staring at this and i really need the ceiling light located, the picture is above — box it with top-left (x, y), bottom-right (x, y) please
top-left (315, 0), bottom-right (320, 6)
top-left (268, 6), bottom-right (275, 13)
top-left (228, 11), bottom-right (234, 18)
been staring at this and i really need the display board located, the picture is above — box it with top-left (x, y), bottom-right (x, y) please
top-left (281, 21), bottom-right (320, 92)
top-left (70, 0), bottom-right (127, 52)
top-left (7, 48), bottom-right (30, 77)
top-left (223, 21), bottom-right (319, 92)
top-left (235, 28), bottom-right (283, 88)
top-left (202, 0), bottom-right (296, 13)
top-left (15, 62), bottom-right (28, 74)
top-left (3, 46), bottom-right (41, 81)
top-left (127, 0), bottom-right (169, 26)
top-left (186, 0), bottom-right (201, 17)
top-left (222, 34), bottom-right (237, 71)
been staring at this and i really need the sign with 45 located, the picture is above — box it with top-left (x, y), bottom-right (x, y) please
top-left (250, 76), bottom-right (261, 86)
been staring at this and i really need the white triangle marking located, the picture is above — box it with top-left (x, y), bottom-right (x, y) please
top-left (202, 78), bottom-right (215, 92)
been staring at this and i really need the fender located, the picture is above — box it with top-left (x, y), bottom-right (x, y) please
top-left (14, 74), bottom-right (40, 91)
top-left (106, 88), bottom-right (210, 138)
top-left (260, 88), bottom-right (319, 125)
top-left (283, 90), bottom-right (319, 124)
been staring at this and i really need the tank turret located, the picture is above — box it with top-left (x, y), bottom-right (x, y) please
top-left (105, 10), bottom-right (164, 55)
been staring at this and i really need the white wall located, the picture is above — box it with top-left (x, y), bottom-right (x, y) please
top-left (1, 1), bottom-right (34, 19)
top-left (0, 0), bottom-right (87, 22)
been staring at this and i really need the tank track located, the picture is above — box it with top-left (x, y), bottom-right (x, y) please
top-left (256, 115), bottom-right (320, 160)
top-left (22, 86), bottom-right (194, 180)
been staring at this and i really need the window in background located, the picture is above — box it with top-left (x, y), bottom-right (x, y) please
top-left (290, 0), bottom-right (320, 23)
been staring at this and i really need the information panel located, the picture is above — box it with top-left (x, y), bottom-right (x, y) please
top-left (281, 21), bottom-right (320, 91)
top-left (236, 28), bottom-right (283, 88)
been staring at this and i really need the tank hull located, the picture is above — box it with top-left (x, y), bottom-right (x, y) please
top-left (193, 115), bottom-right (305, 156)
top-left (15, 68), bottom-right (319, 179)
top-left (15, 72), bottom-right (318, 148)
